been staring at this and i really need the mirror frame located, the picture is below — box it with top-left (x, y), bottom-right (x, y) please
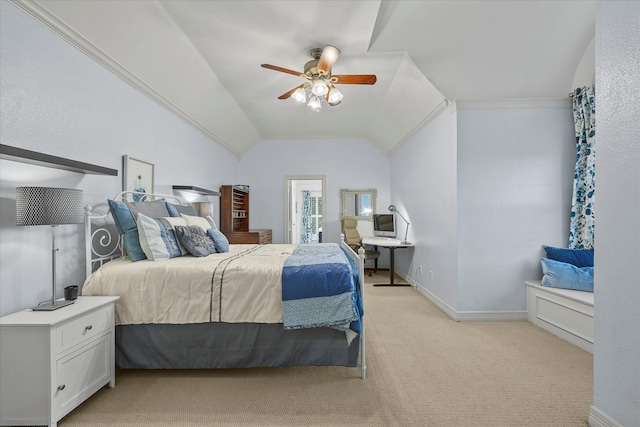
top-left (341, 189), bottom-right (377, 220)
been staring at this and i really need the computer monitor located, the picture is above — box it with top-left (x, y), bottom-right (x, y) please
top-left (373, 213), bottom-right (396, 238)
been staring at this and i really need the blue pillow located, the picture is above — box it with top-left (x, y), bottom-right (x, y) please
top-left (174, 225), bottom-right (217, 257)
top-left (540, 257), bottom-right (594, 292)
top-left (544, 246), bottom-right (594, 268)
top-left (207, 229), bottom-right (229, 253)
top-left (107, 199), bottom-right (146, 262)
top-left (165, 202), bottom-right (198, 217)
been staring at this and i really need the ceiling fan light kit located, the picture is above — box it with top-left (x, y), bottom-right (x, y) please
top-left (261, 45), bottom-right (376, 112)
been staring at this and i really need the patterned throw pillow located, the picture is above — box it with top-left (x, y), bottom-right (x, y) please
top-left (136, 213), bottom-right (182, 260)
top-left (161, 217), bottom-right (189, 255)
top-left (207, 229), bottom-right (229, 253)
top-left (174, 225), bottom-right (217, 257)
top-left (181, 213), bottom-right (213, 232)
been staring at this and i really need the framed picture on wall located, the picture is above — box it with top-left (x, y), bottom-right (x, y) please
top-left (123, 155), bottom-right (154, 201)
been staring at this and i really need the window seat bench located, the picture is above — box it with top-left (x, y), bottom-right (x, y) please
top-left (525, 280), bottom-right (593, 353)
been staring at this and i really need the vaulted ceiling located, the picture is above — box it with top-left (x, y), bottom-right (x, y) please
top-left (12, 0), bottom-right (595, 157)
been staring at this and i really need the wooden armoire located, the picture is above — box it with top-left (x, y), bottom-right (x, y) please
top-left (219, 185), bottom-right (272, 244)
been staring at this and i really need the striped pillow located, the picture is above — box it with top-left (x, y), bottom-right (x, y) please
top-left (136, 213), bottom-right (182, 260)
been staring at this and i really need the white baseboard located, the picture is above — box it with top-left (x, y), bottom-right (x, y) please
top-left (403, 275), bottom-right (527, 322)
top-left (588, 406), bottom-right (623, 427)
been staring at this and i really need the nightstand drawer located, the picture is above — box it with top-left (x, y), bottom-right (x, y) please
top-left (257, 229), bottom-right (272, 244)
top-left (56, 305), bottom-right (111, 354)
top-left (54, 335), bottom-right (111, 419)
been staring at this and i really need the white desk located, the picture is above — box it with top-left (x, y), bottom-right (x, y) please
top-left (362, 237), bottom-right (413, 286)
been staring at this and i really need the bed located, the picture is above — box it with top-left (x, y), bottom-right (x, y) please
top-left (82, 192), bottom-right (366, 378)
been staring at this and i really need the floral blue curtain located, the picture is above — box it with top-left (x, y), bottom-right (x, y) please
top-left (569, 86), bottom-right (596, 250)
top-left (300, 190), bottom-right (312, 244)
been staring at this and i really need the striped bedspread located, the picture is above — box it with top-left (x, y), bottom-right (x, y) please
top-left (282, 243), bottom-right (359, 332)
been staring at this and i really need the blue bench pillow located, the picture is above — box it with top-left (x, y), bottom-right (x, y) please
top-left (540, 257), bottom-right (594, 292)
top-left (543, 246), bottom-right (594, 268)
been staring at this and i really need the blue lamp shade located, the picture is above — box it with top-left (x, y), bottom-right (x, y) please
top-left (16, 187), bottom-right (84, 226)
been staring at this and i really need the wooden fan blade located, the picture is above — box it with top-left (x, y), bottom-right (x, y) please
top-left (332, 74), bottom-right (377, 85)
top-left (278, 85), bottom-right (304, 100)
top-left (261, 64), bottom-right (305, 77)
top-left (316, 45), bottom-right (340, 76)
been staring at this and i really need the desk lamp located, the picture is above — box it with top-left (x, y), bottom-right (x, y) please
top-left (388, 204), bottom-right (411, 245)
top-left (16, 187), bottom-right (84, 311)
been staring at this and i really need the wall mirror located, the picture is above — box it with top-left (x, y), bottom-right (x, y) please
top-left (341, 189), bottom-right (377, 219)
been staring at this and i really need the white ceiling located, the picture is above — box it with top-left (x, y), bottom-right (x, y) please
top-left (13, 0), bottom-right (595, 157)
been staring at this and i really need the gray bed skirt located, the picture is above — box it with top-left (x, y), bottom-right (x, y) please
top-left (115, 322), bottom-right (360, 369)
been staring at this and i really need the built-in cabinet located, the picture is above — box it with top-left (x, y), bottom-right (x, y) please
top-left (220, 185), bottom-right (272, 244)
top-left (0, 296), bottom-right (119, 427)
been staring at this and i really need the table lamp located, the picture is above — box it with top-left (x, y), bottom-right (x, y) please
top-left (16, 186), bottom-right (84, 311)
top-left (388, 204), bottom-right (411, 245)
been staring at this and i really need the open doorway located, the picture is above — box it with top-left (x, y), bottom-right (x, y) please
top-left (284, 176), bottom-right (326, 244)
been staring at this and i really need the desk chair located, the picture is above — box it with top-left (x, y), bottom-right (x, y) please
top-left (342, 218), bottom-right (379, 276)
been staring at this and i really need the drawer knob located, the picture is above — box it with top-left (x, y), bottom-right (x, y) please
top-left (57, 384), bottom-right (66, 391)
top-left (85, 325), bottom-right (93, 331)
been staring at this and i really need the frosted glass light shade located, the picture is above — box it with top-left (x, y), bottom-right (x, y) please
top-left (292, 87), bottom-right (307, 103)
top-left (307, 96), bottom-right (322, 112)
top-left (311, 80), bottom-right (329, 96)
top-left (327, 87), bottom-right (343, 105)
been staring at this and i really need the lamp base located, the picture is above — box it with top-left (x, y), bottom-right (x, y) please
top-left (31, 300), bottom-right (75, 311)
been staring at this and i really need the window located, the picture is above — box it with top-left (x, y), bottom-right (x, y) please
top-left (310, 195), bottom-right (322, 236)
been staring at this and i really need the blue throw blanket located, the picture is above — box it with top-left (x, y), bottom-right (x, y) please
top-left (282, 244), bottom-right (360, 332)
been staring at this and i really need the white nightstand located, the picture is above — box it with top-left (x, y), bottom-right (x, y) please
top-left (0, 296), bottom-right (119, 427)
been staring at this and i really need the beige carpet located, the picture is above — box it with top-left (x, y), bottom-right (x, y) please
top-left (60, 271), bottom-right (592, 426)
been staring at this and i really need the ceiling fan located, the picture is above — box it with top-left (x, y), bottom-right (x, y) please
top-left (261, 45), bottom-right (376, 111)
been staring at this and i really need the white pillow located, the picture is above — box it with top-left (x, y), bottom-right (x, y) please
top-left (180, 213), bottom-right (212, 232)
top-left (205, 215), bottom-right (218, 230)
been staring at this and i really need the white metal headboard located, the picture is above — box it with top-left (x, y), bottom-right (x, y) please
top-left (84, 191), bottom-right (187, 278)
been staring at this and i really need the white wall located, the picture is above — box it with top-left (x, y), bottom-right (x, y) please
top-left (239, 138), bottom-right (390, 246)
top-left (391, 105), bottom-right (575, 315)
top-left (390, 109), bottom-right (459, 309)
top-left (456, 107), bottom-right (576, 312)
top-left (592, 2), bottom-right (640, 425)
top-left (0, 2), bottom-right (239, 316)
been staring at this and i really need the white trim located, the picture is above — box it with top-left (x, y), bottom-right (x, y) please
top-left (456, 98), bottom-right (571, 110)
top-left (455, 310), bottom-right (528, 322)
top-left (401, 275), bottom-right (527, 322)
top-left (10, 0), bottom-right (242, 158)
top-left (387, 98), bottom-right (451, 156)
top-left (588, 406), bottom-right (623, 427)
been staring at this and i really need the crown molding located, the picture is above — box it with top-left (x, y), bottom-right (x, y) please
top-left (455, 97), bottom-right (571, 110)
top-left (9, 0), bottom-right (242, 158)
top-left (387, 98), bottom-right (452, 157)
